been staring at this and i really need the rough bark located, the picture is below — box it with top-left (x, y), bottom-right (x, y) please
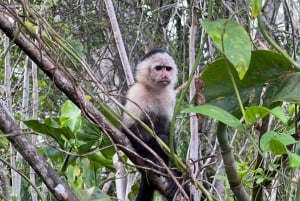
top-left (188, 5), bottom-right (200, 200)
top-left (0, 10), bottom-right (181, 200)
top-left (0, 101), bottom-right (78, 201)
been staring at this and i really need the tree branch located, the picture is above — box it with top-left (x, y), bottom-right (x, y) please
top-left (0, 100), bottom-right (78, 201)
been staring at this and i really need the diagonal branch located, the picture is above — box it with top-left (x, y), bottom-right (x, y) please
top-left (0, 100), bottom-right (78, 201)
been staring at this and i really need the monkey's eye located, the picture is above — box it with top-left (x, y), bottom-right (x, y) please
top-left (155, 66), bottom-right (172, 71)
top-left (166, 66), bottom-right (172, 71)
top-left (155, 66), bottom-right (163, 70)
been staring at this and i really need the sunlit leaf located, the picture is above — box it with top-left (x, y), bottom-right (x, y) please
top-left (245, 106), bottom-right (289, 125)
top-left (182, 104), bottom-right (244, 132)
top-left (202, 19), bottom-right (251, 79)
top-left (60, 100), bottom-right (82, 132)
top-left (245, 106), bottom-right (270, 125)
top-left (260, 131), bottom-right (296, 154)
top-left (271, 106), bottom-right (289, 124)
top-left (288, 151), bottom-right (300, 168)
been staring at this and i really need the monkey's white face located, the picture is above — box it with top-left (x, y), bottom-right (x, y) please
top-left (136, 52), bottom-right (177, 89)
top-left (150, 65), bottom-right (174, 87)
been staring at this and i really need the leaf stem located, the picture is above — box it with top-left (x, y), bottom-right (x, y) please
top-left (257, 15), bottom-right (300, 69)
top-left (226, 63), bottom-right (247, 123)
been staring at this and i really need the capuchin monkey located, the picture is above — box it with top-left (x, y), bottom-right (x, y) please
top-left (122, 48), bottom-right (187, 201)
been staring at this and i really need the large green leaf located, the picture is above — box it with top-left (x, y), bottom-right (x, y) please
top-left (201, 50), bottom-right (296, 116)
top-left (60, 100), bottom-right (82, 132)
top-left (245, 106), bottom-right (271, 125)
top-left (288, 151), bottom-right (300, 168)
top-left (182, 104), bottom-right (245, 132)
top-left (24, 119), bottom-right (74, 147)
top-left (260, 131), bottom-right (300, 168)
top-left (245, 106), bottom-right (289, 125)
top-left (202, 19), bottom-right (251, 79)
top-left (260, 131), bottom-right (296, 154)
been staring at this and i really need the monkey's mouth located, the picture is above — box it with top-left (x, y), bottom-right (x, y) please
top-left (159, 80), bottom-right (170, 85)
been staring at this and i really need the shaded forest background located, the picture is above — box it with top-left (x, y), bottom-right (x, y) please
top-left (0, 0), bottom-right (300, 201)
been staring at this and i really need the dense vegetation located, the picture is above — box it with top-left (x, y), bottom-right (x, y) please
top-left (0, 0), bottom-right (300, 201)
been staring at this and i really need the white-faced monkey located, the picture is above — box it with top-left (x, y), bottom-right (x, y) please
top-left (122, 48), bottom-right (187, 201)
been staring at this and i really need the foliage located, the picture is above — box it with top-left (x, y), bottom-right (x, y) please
top-left (201, 50), bottom-right (297, 115)
top-left (24, 100), bottom-right (115, 198)
top-left (1, 0), bottom-right (300, 200)
top-left (202, 19), bottom-right (251, 79)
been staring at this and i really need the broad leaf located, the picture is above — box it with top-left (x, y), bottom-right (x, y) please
top-left (182, 104), bottom-right (244, 132)
top-left (68, 39), bottom-right (84, 56)
top-left (269, 139), bottom-right (287, 155)
top-left (288, 151), bottom-right (300, 168)
top-left (245, 106), bottom-right (270, 125)
top-left (260, 131), bottom-right (296, 155)
top-left (270, 106), bottom-right (289, 124)
top-left (245, 106), bottom-right (289, 125)
top-left (24, 119), bottom-right (74, 147)
top-left (201, 50), bottom-right (296, 116)
top-left (60, 100), bottom-right (82, 132)
top-left (202, 19), bottom-right (251, 79)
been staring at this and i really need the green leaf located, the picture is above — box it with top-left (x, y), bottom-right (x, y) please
top-left (271, 73), bottom-right (300, 103)
top-left (245, 106), bottom-right (289, 125)
top-left (202, 19), bottom-right (251, 79)
top-left (24, 119), bottom-right (74, 147)
top-left (60, 100), bottom-right (82, 132)
top-left (201, 50), bottom-right (295, 116)
top-left (88, 152), bottom-right (113, 168)
top-left (68, 39), bottom-right (84, 56)
top-left (182, 104), bottom-right (244, 132)
top-left (269, 139), bottom-right (287, 155)
top-left (245, 106), bottom-right (270, 125)
top-left (287, 151), bottom-right (300, 168)
top-left (270, 106), bottom-right (289, 124)
top-left (41, 145), bottom-right (64, 163)
top-left (250, 0), bottom-right (262, 18)
top-left (61, 100), bottom-right (81, 118)
top-left (260, 131), bottom-right (296, 154)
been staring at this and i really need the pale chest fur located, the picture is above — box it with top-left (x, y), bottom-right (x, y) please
top-left (123, 83), bottom-right (176, 126)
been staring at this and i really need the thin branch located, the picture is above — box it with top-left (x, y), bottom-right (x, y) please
top-left (257, 15), bottom-right (300, 69)
top-left (104, 0), bottom-right (134, 86)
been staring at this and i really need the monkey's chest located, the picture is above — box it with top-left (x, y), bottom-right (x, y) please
top-left (143, 96), bottom-right (174, 117)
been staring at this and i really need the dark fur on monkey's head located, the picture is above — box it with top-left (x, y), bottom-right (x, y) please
top-left (141, 48), bottom-right (171, 61)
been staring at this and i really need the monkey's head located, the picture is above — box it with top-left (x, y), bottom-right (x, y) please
top-left (136, 48), bottom-right (177, 89)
